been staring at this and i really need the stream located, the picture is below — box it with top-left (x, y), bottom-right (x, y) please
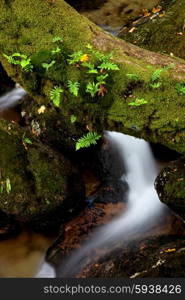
top-left (0, 87), bottom-right (167, 278)
top-left (57, 131), bottom-right (166, 277)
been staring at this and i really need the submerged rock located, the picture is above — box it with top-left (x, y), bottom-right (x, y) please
top-left (155, 157), bottom-right (185, 222)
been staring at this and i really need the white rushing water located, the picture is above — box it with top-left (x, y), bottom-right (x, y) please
top-left (0, 84), bottom-right (26, 111)
top-left (58, 131), bottom-right (165, 277)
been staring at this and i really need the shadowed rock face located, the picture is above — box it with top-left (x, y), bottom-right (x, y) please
top-left (0, 63), bottom-right (15, 95)
top-left (155, 158), bottom-right (185, 222)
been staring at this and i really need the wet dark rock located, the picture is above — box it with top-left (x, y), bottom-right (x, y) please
top-left (78, 234), bottom-right (185, 278)
top-left (46, 201), bottom-right (126, 269)
top-left (0, 210), bottom-right (21, 241)
top-left (151, 143), bottom-right (181, 162)
top-left (66, 0), bottom-right (106, 11)
top-left (90, 179), bottom-right (128, 204)
top-left (155, 157), bottom-right (185, 222)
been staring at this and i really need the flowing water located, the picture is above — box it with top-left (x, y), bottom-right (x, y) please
top-left (58, 132), bottom-right (165, 277)
top-left (0, 84), bottom-right (26, 111)
top-left (0, 87), bottom-right (165, 278)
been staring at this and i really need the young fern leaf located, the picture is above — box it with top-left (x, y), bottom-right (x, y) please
top-left (50, 86), bottom-right (63, 107)
top-left (98, 61), bottom-right (119, 71)
top-left (42, 60), bottom-right (56, 70)
top-left (3, 53), bottom-right (33, 71)
top-left (76, 132), bottom-right (101, 151)
top-left (82, 62), bottom-right (98, 74)
top-left (51, 47), bottom-right (61, 55)
top-left (151, 69), bottom-right (163, 82)
top-left (6, 178), bottom-right (11, 194)
top-left (68, 51), bottom-right (83, 65)
top-left (96, 74), bottom-right (109, 85)
top-left (70, 115), bottom-right (77, 123)
top-left (176, 83), bottom-right (185, 94)
top-left (67, 81), bottom-right (80, 96)
top-left (149, 82), bottom-right (162, 89)
top-left (52, 36), bottom-right (62, 43)
top-left (127, 73), bottom-right (140, 81)
top-left (86, 82), bottom-right (100, 97)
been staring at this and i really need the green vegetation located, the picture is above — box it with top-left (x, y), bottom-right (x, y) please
top-left (4, 41), bottom-right (119, 108)
top-left (176, 83), bottom-right (185, 94)
top-left (67, 81), bottom-right (80, 97)
top-left (128, 98), bottom-right (148, 106)
top-left (23, 135), bottom-right (33, 145)
top-left (150, 69), bottom-right (163, 82)
top-left (50, 86), bottom-right (63, 107)
top-left (149, 82), bottom-right (162, 89)
top-left (3, 53), bottom-right (33, 72)
top-left (76, 132), bottom-right (101, 150)
top-left (52, 36), bottom-right (63, 43)
top-left (0, 177), bottom-right (11, 194)
top-left (70, 115), bottom-right (77, 123)
top-left (127, 73), bottom-right (140, 81)
top-left (86, 82), bottom-right (100, 97)
top-left (42, 60), bottom-right (56, 71)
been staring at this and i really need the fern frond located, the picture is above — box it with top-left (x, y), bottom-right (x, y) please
top-left (67, 80), bottom-right (80, 96)
top-left (151, 69), bottom-right (163, 82)
top-left (76, 132), bottom-right (101, 150)
top-left (86, 82), bottom-right (100, 97)
top-left (98, 61), bottom-right (119, 71)
top-left (42, 60), bottom-right (56, 70)
top-left (50, 86), bottom-right (63, 107)
top-left (68, 51), bottom-right (83, 65)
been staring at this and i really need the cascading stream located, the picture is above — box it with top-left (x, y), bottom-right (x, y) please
top-left (0, 84), bottom-right (26, 111)
top-left (58, 131), bottom-right (165, 277)
top-left (0, 84), bottom-right (165, 277)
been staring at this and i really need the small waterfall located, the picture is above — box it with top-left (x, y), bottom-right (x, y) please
top-left (0, 84), bottom-right (26, 111)
top-left (58, 131), bottom-right (165, 277)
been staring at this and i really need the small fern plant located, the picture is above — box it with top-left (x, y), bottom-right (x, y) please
top-left (176, 83), bottom-right (185, 94)
top-left (151, 69), bottom-right (163, 82)
top-left (76, 132), bottom-right (101, 150)
top-left (86, 82), bottom-right (100, 97)
top-left (42, 60), bottom-right (56, 71)
top-left (3, 53), bottom-right (33, 72)
top-left (67, 81), bottom-right (80, 96)
top-left (50, 86), bottom-right (63, 107)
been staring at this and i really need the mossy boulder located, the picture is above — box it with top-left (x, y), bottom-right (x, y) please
top-left (119, 0), bottom-right (185, 60)
top-left (155, 157), bottom-right (185, 222)
top-left (1, 0), bottom-right (185, 155)
top-left (0, 126), bottom-right (85, 227)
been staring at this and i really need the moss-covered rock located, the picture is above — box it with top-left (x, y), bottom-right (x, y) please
top-left (1, 0), bottom-right (185, 155)
top-left (0, 124), bottom-right (85, 226)
top-left (155, 157), bottom-right (185, 222)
